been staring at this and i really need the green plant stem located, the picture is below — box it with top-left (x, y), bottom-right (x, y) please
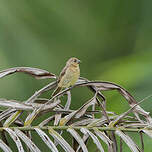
top-left (0, 126), bottom-right (146, 132)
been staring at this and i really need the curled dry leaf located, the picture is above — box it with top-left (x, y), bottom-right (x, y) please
top-left (14, 129), bottom-right (41, 152)
top-left (0, 139), bottom-right (12, 152)
top-left (75, 81), bottom-right (136, 104)
top-left (39, 116), bottom-right (55, 127)
top-left (0, 109), bottom-right (17, 121)
top-left (49, 128), bottom-right (75, 152)
top-left (26, 81), bottom-right (57, 104)
top-left (64, 91), bottom-right (71, 110)
top-left (59, 111), bottom-right (78, 126)
top-left (87, 116), bottom-right (116, 127)
top-left (59, 95), bottom-right (97, 126)
top-left (67, 128), bottom-right (88, 152)
top-left (0, 81), bottom-right (57, 127)
top-left (54, 114), bottom-right (62, 126)
top-left (142, 129), bottom-right (152, 139)
top-left (0, 99), bottom-right (32, 110)
top-left (4, 128), bottom-right (24, 152)
top-left (94, 128), bottom-right (113, 151)
top-left (74, 81), bottom-right (152, 123)
top-left (76, 133), bottom-right (90, 152)
top-left (35, 128), bottom-right (58, 152)
top-left (115, 129), bottom-right (140, 152)
top-left (24, 99), bottom-right (61, 126)
top-left (3, 110), bottom-right (22, 127)
top-left (81, 128), bottom-right (104, 152)
top-left (75, 97), bottom-right (97, 118)
top-left (0, 67), bottom-right (56, 79)
top-left (71, 118), bottom-right (100, 126)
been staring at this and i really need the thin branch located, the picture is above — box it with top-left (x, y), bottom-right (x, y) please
top-left (0, 126), bottom-right (150, 132)
top-left (109, 94), bottom-right (152, 127)
top-left (0, 122), bottom-right (8, 146)
top-left (120, 137), bottom-right (123, 152)
top-left (140, 132), bottom-right (144, 152)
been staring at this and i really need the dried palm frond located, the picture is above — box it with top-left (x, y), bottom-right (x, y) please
top-left (0, 67), bottom-right (151, 152)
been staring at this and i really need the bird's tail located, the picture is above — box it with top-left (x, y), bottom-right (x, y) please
top-left (52, 87), bottom-right (62, 97)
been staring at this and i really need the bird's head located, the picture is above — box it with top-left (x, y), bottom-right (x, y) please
top-left (66, 57), bottom-right (81, 67)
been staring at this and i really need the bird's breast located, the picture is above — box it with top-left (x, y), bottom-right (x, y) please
top-left (58, 66), bottom-right (80, 88)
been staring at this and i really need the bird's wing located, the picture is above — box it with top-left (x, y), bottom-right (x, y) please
top-left (57, 65), bottom-right (68, 83)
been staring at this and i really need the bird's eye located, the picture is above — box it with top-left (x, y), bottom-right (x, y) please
top-left (74, 59), bottom-right (77, 62)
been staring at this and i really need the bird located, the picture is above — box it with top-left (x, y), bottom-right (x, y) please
top-left (52, 57), bottom-right (80, 97)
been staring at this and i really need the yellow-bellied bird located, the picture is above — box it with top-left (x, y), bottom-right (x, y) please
top-left (52, 57), bottom-right (80, 97)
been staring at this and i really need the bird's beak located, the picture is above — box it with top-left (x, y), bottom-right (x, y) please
top-left (77, 59), bottom-right (81, 64)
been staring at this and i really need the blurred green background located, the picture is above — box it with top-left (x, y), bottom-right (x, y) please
top-left (0, 0), bottom-right (152, 151)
